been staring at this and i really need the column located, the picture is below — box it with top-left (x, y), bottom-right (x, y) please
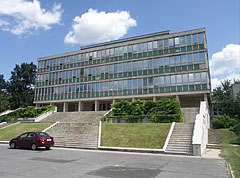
top-left (78, 101), bottom-right (83, 112)
top-left (95, 100), bottom-right (99, 111)
top-left (113, 99), bottom-right (116, 104)
top-left (36, 103), bottom-right (41, 108)
top-left (204, 94), bottom-right (208, 102)
top-left (132, 98), bottom-right (136, 102)
top-left (176, 95), bottom-right (179, 101)
top-left (63, 102), bottom-right (68, 112)
top-left (153, 96), bottom-right (157, 102)
top-left (50, 103), bottom-right (54, 106)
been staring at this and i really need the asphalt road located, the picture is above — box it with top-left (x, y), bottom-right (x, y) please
top-left (0, 144), bottom-right (229, 178)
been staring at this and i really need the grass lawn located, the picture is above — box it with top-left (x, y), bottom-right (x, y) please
top-left (0, 123), bottom-right (53, 141)
top-left (219, 129), bottom-right (240, 178)
top-left (101, 123), bottom-right (171, 149)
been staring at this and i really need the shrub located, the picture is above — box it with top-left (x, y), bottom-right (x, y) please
top-left (230, 137), bottom-right (240, 145)
top-left (230, 122), bottom-right (240, 135)
top-left (212, 114), bottom-right (237, 129)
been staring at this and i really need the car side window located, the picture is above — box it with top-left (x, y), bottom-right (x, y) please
top-left (19, 133), bottom-right (28, 138)
top-left (27, 133), bottom-right (36, 138)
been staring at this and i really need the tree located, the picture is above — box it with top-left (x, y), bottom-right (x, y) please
top-left (0, 74), bottom-right (10, 112)
top-left (7, 62), bottom-right (37, 109)
top-left (212, 79), bottom-right (240, 119)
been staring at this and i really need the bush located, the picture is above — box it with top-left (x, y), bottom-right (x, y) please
top-left (230, 122), bottom-right (240, 135)
top-left (212, 114), bottom-right (237, 129)
top-left (230, 136), bottom-right (240, 145)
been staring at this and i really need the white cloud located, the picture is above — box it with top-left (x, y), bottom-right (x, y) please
top-left (0, 0), bottom-right (62, 35)
top-left (210, 44), bottom-right (240, 89)
top-left (64, 8), bottom-right (137, 45)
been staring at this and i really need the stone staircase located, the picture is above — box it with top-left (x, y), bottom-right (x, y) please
top-left (41, 111), bottom-right (107, 149)
top-left (206, 129), bottom-right (222, 149)
top-left (165, 107), bottom-right (199, 155)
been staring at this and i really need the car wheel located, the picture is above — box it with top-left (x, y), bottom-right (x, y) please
top-left (10, 142), bottom-right (16, 149)
top-left (45, 146), bottom-right (51, 150)
top-left (31, 144), bottom-right (37, 150)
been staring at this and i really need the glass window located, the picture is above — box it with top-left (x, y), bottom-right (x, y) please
top-left (109, 81), bottom-right (113, 90)
top-left (88, 83), bottom-right (92, 92)
top-left (92, 83), bottom-right (95, 91)
top-left (123, 46), bottom-right (128, 54)
top-left (133, 61), bottom-right (138, 71)
top-left (101, 66), bottom-right (104, 74)
top-left (148, 59), bottom-right (152, 69)
top-left (186, 35), bottom-right (192, 45)
top-left (123, 63), bottom-right (127, 72)
top-left (128, 62), bottom-right (133, 71)
top-left (138, 78), bottom-right (142, 88)
top-left (175, 37), bottom-right (180, 46)
top-left (180, 36), bottom-right (185, 46)
top-left (169, 56), bottom-right (175, 66)
top-left (143, 78), bottom-right (148, 88)
top-left (106, 49), bottom-right (110, 57)
top-left (193, 53), bottom-right (199, 63)
top-left (118, 81), bottom-right (123, 90)
top-left (143, 60), bottom-right (148, 70)
top-left (128, 79), bottom-right (132, 89)
top-left (138, 43), bottom-right (143, 52)
top-left (158, 40), bottom-right (163, 49)
top-left (114, 81), bottom-right (118, 90)
top-left (110, 48), bottom-right (114, 56)
top-left (183, 74), bottom-right (188, 83)
top-left (187, 54), bottom-right (193, 64)
top-left (119, 63), bottom-right (123, 72)
top-left (84, 84), bottom-right (87, 92)
top-left (147, 42), bottom-right (152, 51)
top-left (201, 72), bottom-right (207, 82)
top-left (159, 76), bottom-right (164, 85)
top-left (181, 55), bottom-right (187, 65)
top-left (96, 83), bottom-right (99, 91)
top-left (169, 38), bottom-right (174, 47)
top-left (192, 34), bottom-right (198, 44)
top-left (93, 51), bottom-right (97, 59)
top-left (153, 58), bottom-right (159, 69)
top-left (159, 58), bottom-right (164, 67)
top-left (199, 52), bottom-right (205, 63)
top-left (133, 45), bottom-right (138, 53)
top-left (128, 45), bottom-right (133, 53)
top-left (84, 68), bottom-right (88, 76)
top-left (109, 65), bottom-right (114, 74)
top-left (104, 82), bottom-right (109, 91)
top-left (148, 77), bottom-right (153, 88)
top-left (164, 39), bottom-right (168, 48)
top-left (100, 82), bottom-right (104, 91)
top-left (164, 57), bottom-right (169, 67)
top-left (175, 56), bottom-right (180, 66)
top-left (198, 33), bottom-right (204, 43)
top-left (105, 65), bottom-right (109, 74)
top-left (133, 79), bottom-right (137, 89)
top-left (189, 73), bottom-right (194, 82)
top-left (176, 75), bottom-right (182, 84)
top-left (165, 76), bottom-right (170, 85)
top-left (138, 61), bottom-right (143, 70)
top-left (76, 85), bottom-right (80, 92)
top-left (114, 64), bottom-right (118, 73)
top-left (153, 77), bottom-right (158, 87)
top-left (97, 51), bottom-right (101, 59)
top-left (143, 43), bottom-right (148, 52)
top-left (171, 75), bottom-right (176, 84)
top-left (119, 47), bottom-right (123, 55)
top-left (195, 73), bottom-right (201, 82)
top-left (114, 48), bottom-right (118, 56)
top-left (153, 41), bottom-right (158, 49)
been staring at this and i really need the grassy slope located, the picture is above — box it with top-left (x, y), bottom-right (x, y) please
top-left (220, 129), bottom-right (240, 178)
top-left (0, 123), bottom-right (53, 141)
top-left (101, 123), bottom-right (171, 149)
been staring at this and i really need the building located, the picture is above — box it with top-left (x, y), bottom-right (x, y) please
top-left (34, 28), bottom-right (211, 112)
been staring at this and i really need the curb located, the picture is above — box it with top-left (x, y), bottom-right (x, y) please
top-left (98, 146), bottom-right (164, 154)
top-left (0, 141), bottom-right (9, 144)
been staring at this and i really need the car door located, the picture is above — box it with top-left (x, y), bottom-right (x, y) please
top-left (25, 132), bottom-right (36, 148)
top-left (16, 133), bottom-right (29, 147)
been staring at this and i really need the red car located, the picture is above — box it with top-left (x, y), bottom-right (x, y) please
top-left (9, 132), bottom-right (54, 150)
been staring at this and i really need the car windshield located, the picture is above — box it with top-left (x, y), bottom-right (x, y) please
top-left (36, 132), bottom-right (50, 137)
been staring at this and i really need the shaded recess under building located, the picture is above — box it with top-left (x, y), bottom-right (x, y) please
top-left (34, 28), bottom-right (211, 112)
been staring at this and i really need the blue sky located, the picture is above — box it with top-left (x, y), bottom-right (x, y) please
top-left (0, 0), bottom-right (239, 88)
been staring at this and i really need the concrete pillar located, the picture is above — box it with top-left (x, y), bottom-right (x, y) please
top-left (113, 99), bottom-right (116, 104)
top-left (63, 102), bottom-right (68, 112)
top-left (204, 94), bottom-right (208, 102)
top-left (36, 103), bottom-right (41, 108)
top-left (153, 96), bottom-right (157, 102)
top-left (78, 101), bottom-right (83, 112)
top-left (50, 103), bottom-right (54, 106)
top-left (176, 95), bottom-right (179, 101)
top-left (95, 100), bottom-right (99, 111)
top-left (132, 98), bottom-right (136, 102)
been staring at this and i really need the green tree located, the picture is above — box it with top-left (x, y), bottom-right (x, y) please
top-left (0, 74), bottom-right (10, 112)
top-left (7, 62), bottom-right (37, 109)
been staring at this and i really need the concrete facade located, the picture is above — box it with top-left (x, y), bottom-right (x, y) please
top-left (34, 28), bottom-right (211, 112)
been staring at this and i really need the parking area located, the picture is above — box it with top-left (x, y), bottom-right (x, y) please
top-left (0, 144), bottom-right (229, 178)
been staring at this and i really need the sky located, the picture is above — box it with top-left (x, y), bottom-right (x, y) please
top-left (0, 0), bottom-right (239, 89)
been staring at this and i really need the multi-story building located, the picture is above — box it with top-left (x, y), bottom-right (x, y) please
top-left (34, 28), bottom-right (211, 112)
